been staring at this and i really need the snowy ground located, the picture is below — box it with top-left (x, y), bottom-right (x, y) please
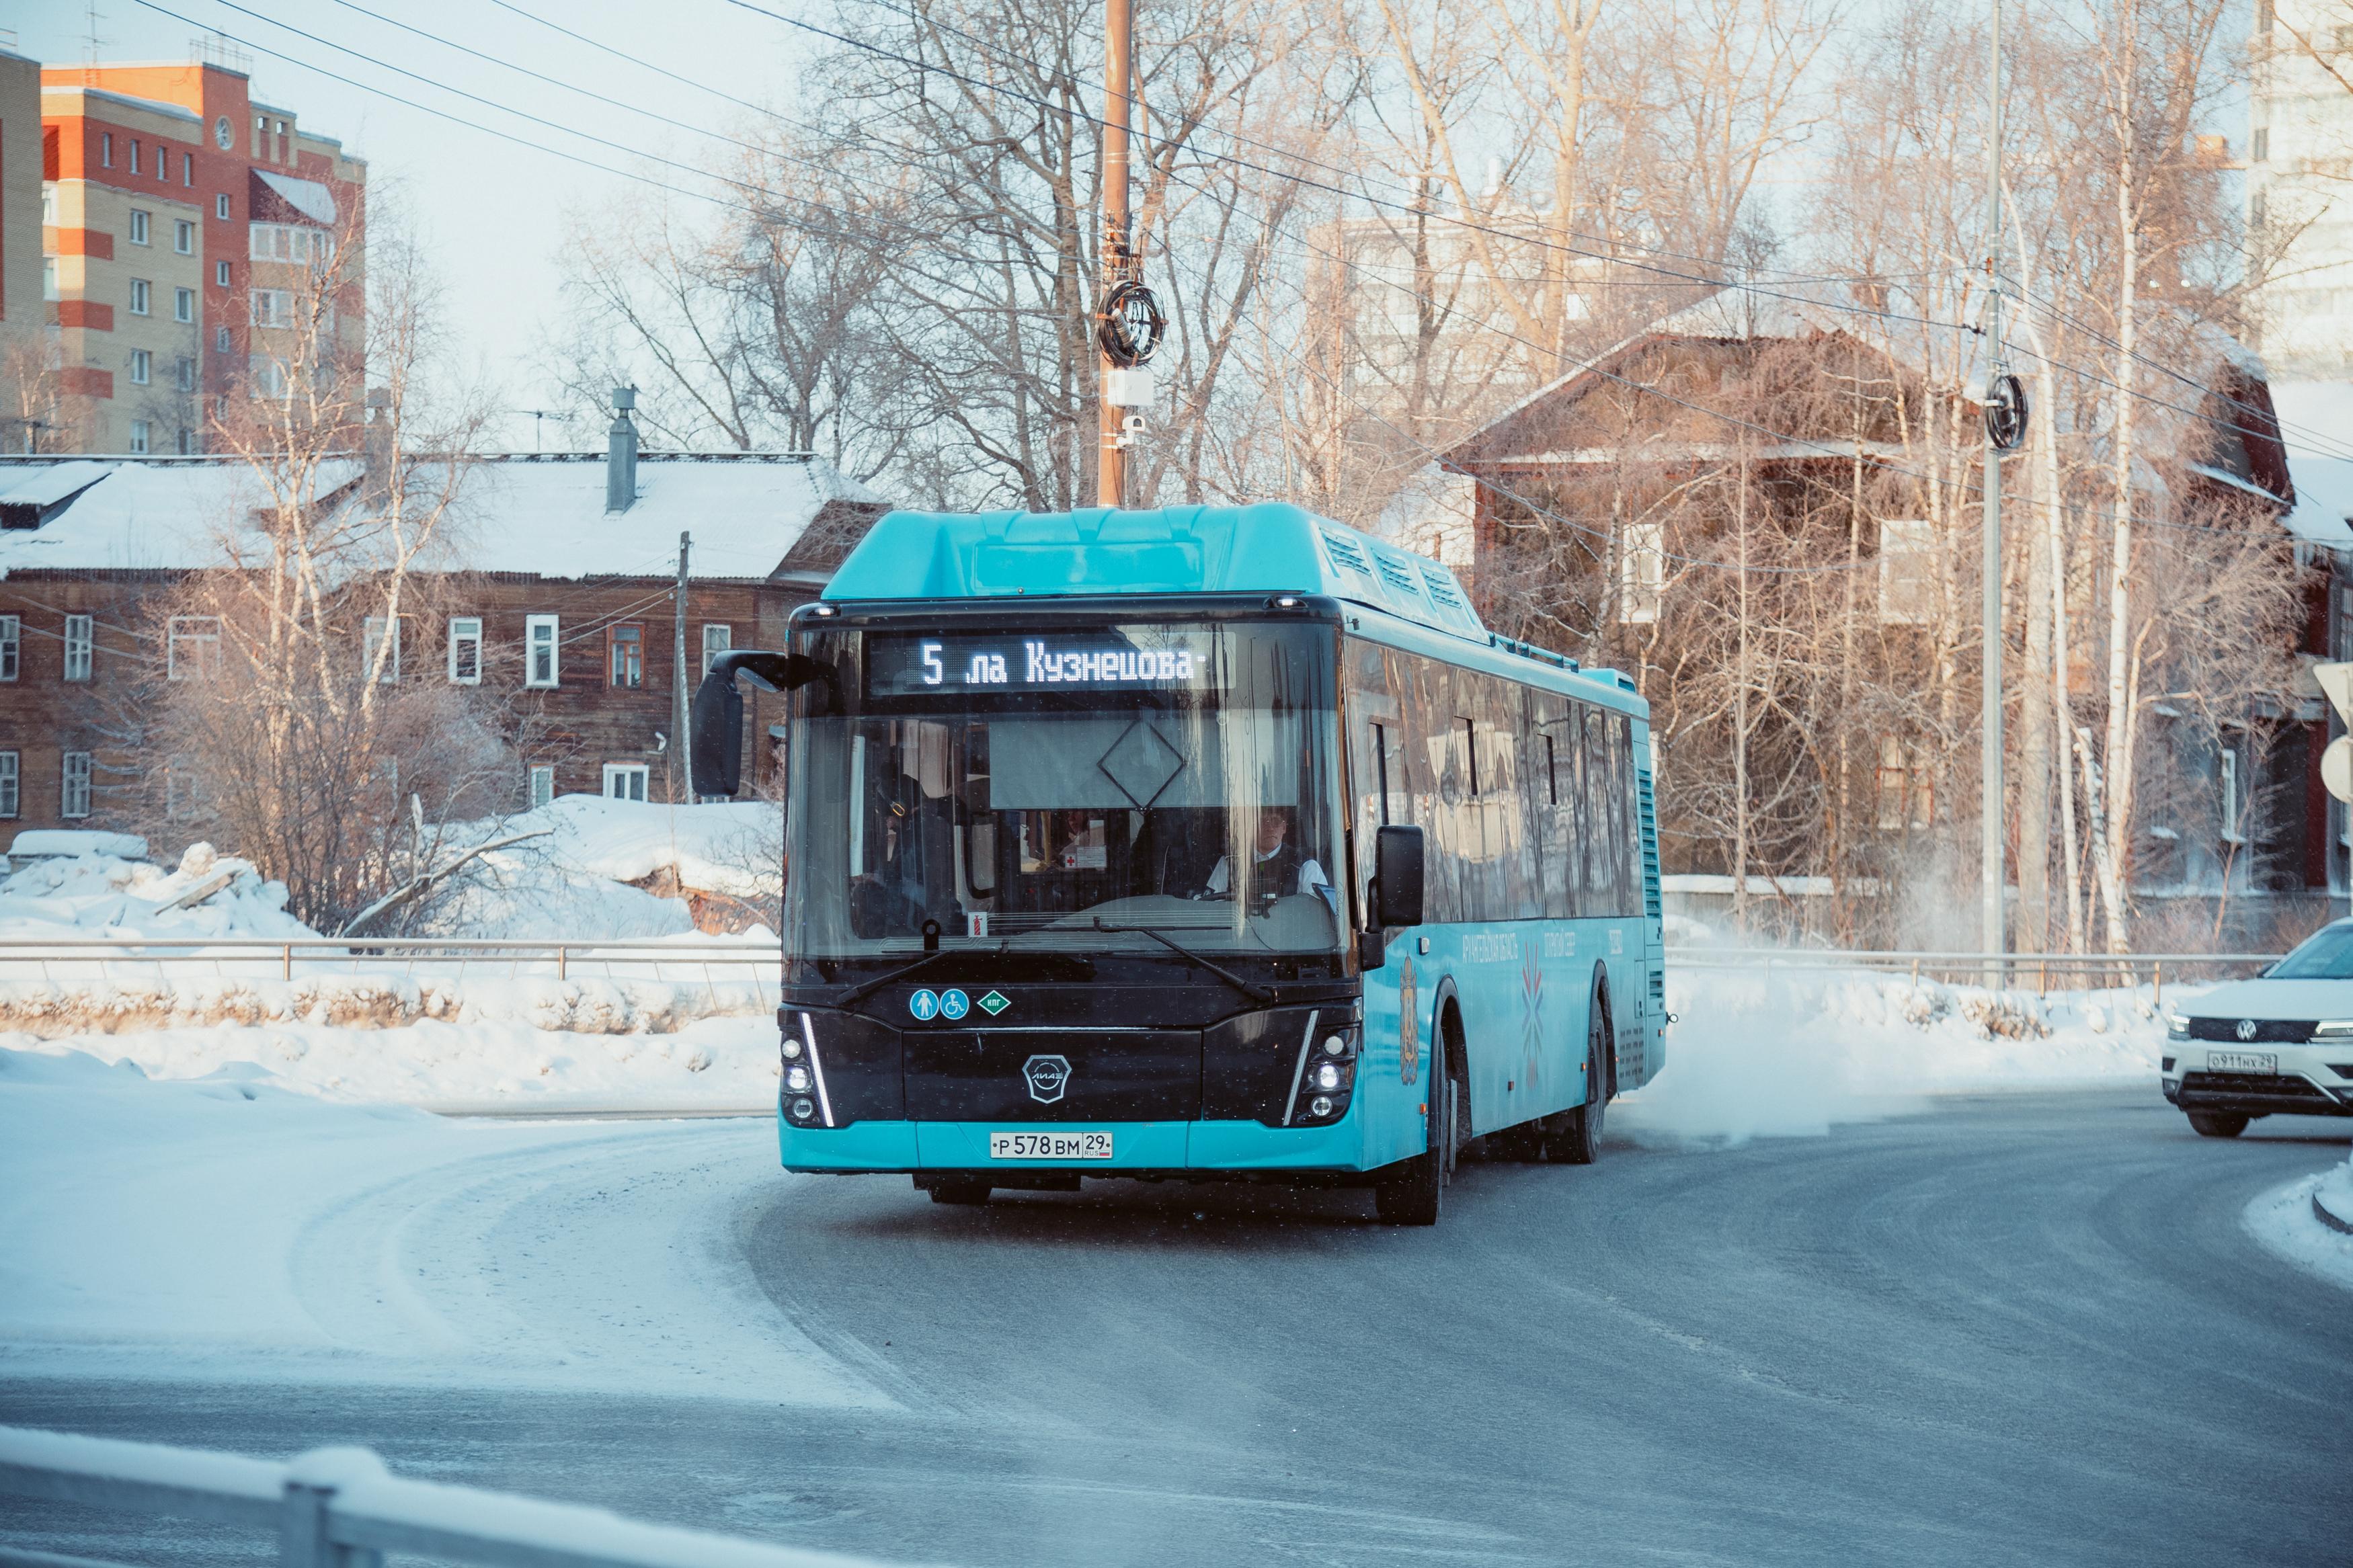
top-left (2245, 1155), bottom-right (2353, 1293)
top-left (0, 1050), bottom-right (876, 1405)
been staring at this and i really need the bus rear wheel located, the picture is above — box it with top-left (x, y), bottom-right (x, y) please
top-left (1552, 998), bottom-right (1609, 1165)
top-left (1376, 1063), bottom-right (1456, 1226)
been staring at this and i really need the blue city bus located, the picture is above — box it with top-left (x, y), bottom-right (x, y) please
top-left (690, 502), bottom-right (1665, 1225)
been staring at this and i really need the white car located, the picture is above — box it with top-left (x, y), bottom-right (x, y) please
top-left (2163, 919), bottom-right (2353, 1137)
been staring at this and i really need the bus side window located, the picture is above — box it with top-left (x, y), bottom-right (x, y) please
top-left (1583, 706), bottom-right (1610, 917)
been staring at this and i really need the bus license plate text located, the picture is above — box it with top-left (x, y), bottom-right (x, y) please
top-left (990, 1131), bottom-right (1114, 1160)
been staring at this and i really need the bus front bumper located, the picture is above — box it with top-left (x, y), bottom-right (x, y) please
top-left (779, 1112), bottom-right (1376, 1174)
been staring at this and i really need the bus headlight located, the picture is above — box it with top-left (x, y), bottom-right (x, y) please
top-left (1314, 1062), bottom-right (1342, 1091)
top-left (782, 1036), bottom-right (805, 1060)
top-left (1310, 1096), bottom-right (1333, 1117)
top-left (1289, 1023), bottom-right (1358, 1123)
top-left (785, 1065), bottom-right (811, 1093)
top-left (789, 1096), bottom-right (816, 1121)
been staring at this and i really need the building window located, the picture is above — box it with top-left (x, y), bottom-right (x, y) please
top-left (1618, 520), bottom-right (1665, 623)
top-left (128, 421), bottom-right (151, 454)
top-left (0, 752), bottom-right (15, 819)
top-left (0, 615), bottom-right (17, 680)
top-left (1877, 519), bottom-right (1936, 624)
top-left (250, 288), bottom-right (292, 329)
top-left (448, 616), bottom-right (482, 684)
top-left (602, 764), bottom-right (649, 802)
top-left (130, 349), bottom-right (151, 386)
top-left (167, 615), bottom-right (221, 680)
top-left (64, 614), bottom-right (93, 682)
top-left (42, 259), bottom-right (56, 302)
top-left (2221, 743), bottom-right (2245, 845)
top-left (165, 756), bottom-right (210, 820)
top-left (525, 614), bottom-right (559, 688)
top-left (363, 616), bottom-right (403, 683)
top-left (2253, 126), bottom-right (2270, 163)
top-left (175, 427), bottom-right (196, 454)
top-left (217, 193), bottom-right (231, 220)
top-left (215, 325), bottom-right (231, 352)
top-left (40, 183), bottom-right (54, 224)
top-left (155, 142), bottom-right (167, 179)
top-left (528, 764), bottom-right (555, 809)
top-left (1875, 738), bottom-right (1933, 829)
top-left (175, 286), bottom-right (194, 323)
top-left (175, 220), bottom-right (195, 255)
top-left (100, 132), bottom-right (112, 168)
top-left (701, 622), bottom-right (732, 673)
top-left (61, 752), bottom-right (93, 820)
top-left (183, 151), bottom-right (194, 186)
top-left (248, 356), bottom-right (288, 399)
top-left (129, 279), bottom-right (151, 317)
top-left (175, 356), bottom-right (196, 392)
top-left (249, 224), bottom-right (334, 266)
top-left (216, 260), bottom-right (231, 288)
top-left (608, 623), bottom-right (644, 688)
top-left (129, 209), bottom-right (150, 246)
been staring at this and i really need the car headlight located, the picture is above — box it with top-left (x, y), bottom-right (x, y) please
top-left (2312, 1020), bottom-right (2353, 1039)
top-left (2165, 1012), bottom-right (2190, 1041)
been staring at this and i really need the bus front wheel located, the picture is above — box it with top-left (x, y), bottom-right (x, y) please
top-left (920, 1175), bottom-right (994, 1205)
top-left (1376, 1061), bottom-right (1457, 1226)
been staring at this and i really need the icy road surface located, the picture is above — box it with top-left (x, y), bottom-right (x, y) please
top-left (5, 1092), bottom-right (2350, 1567)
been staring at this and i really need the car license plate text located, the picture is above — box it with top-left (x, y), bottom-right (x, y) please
top-left (990, 1130), bottom-right (1114, 1160)
top-left (2209, 1051), bottom-right (2277, 1074)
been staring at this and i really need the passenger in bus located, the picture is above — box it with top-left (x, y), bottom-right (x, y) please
top-left (1199, 808), bottom-right (1337, 913)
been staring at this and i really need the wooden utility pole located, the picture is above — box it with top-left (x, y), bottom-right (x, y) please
top-left (1096, 0), bottom-right (1134, 509)
top-left (673, 530), bottom-right (691, 802)
top-left (1981, 0), bottom-right (2005, 977)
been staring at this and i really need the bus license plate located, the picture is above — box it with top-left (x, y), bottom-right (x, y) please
top-left (2209, 1052), bottom-right (2276, 1074)
top-left (990, 1130), bottom-right (1113, 1160)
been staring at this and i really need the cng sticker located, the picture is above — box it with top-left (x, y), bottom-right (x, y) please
top-left (978, 989), bottom-right (1011, 1017)
top-left (941, 988), bottom-right (971, 1020)
top-left (908, 989), bottom-right (941, 1021)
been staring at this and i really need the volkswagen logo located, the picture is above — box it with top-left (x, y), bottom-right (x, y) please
top-left (1023, 1054), bottom-right (1072, 1104)
top-left (2235, 1019), bottom-right (2259, 1042)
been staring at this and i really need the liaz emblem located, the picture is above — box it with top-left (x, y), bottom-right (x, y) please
top-left (1399, 957), bottom-right (1419, 1086)
top-left (1023, 1054), bottom-right (1071, 1104)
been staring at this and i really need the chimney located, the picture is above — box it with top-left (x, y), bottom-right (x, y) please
top-left (606, 385), bottom-right (639, 513)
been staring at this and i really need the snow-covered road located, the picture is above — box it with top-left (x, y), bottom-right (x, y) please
top-left (0, 1053), bottom-right (871, 1405)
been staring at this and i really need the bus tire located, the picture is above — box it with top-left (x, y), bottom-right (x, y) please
top-left (922, 1175), bottom-right (993, 1205)
top-left (1376, 1057), bottom-right (1455, 1226)
top-left (1554, 993), bottom-right (1609, 1166)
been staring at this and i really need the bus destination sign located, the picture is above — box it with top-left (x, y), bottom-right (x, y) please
top-left (867, 632), bottom-right (1217, 696)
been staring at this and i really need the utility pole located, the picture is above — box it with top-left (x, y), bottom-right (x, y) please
top-left (1096, 0), bottom-right (1134, 509)
top-left (673, 530), bottom-right (690, 803)
top-left (1981, 0), bottom-right (2005, 979)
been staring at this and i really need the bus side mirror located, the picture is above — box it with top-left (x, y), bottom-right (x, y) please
top-left (689, 667), bottom-right (745, 797)
top-left (1372, 825), bottom-right (1425, 928)
top-left (690, 650), bottom-right (834, 798)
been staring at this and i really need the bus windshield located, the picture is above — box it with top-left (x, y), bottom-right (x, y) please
top-left (783, 619), bottom-right (1345, 960)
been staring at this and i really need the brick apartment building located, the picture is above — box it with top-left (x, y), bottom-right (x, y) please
top-left (28, 52), bottom-right (365, 455)
top-left (0, 442), bottom-right (887, 834)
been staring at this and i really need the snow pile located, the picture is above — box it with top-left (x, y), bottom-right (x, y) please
top-left (0, 841), bottom-right (310, 940)
top-left (1, 1005), bottom-right (782, 1111)
top-left (2244, 1152), bottom-right (2353, 1294)
top-left (1616, 963), bottom-right (2167, 1147)
top-left (0, 1048), bottom-right (879, 1401)
top-left (0, 971), bottom-right (774, 1041)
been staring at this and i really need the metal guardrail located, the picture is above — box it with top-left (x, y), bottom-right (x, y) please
top-left (1663, 946), bottom-right (2283, 1003)
top-left (0, 938), bottom-right (780, 985)
top-left (0, 1425), bottom-right (922, 1568)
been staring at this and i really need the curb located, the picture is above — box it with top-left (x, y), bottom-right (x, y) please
top-left (2314, 1178), bottom-right (2353, 1237)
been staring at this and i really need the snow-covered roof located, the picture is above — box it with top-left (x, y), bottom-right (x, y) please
top-left (0, 454), bottom-right (887, 581)
top-left (2269, 380), bottom-right (2353, 548)
top-left (252, 169), bottom-right (337, 226)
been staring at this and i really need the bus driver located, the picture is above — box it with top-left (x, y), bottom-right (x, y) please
top-left (1200, 807), bottom-right (1337, 912)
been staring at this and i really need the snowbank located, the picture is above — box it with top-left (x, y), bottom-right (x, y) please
top-left (2243, 1155), bottom-right (2353, 1294)
top-left (0, 1048), bottom-right (879, 1401)
top-left (1616, 964), bottom-right (2167, 1147)
top-left (0, 841), bottom-right (309, 940)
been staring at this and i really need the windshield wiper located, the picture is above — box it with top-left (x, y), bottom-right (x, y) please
top-left (838, 945), bottom-right (990, 1007)
top-left (1092, 918), bottom-right (1274, 1005)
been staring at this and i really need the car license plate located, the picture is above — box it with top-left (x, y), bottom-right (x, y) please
top-left (2209, 1051), bottom-right (2277, 1074)
top-left (989, 1130), bottom-right (1113, 1160)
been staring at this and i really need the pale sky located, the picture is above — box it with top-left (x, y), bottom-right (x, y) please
top-left (1, 0), bottom-right (819, 451)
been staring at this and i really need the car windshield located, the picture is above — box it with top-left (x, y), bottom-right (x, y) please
top-left (2267, 923), bottom-right (2353, 979)
top-left (783, 619), bottom-right (1345, 960)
